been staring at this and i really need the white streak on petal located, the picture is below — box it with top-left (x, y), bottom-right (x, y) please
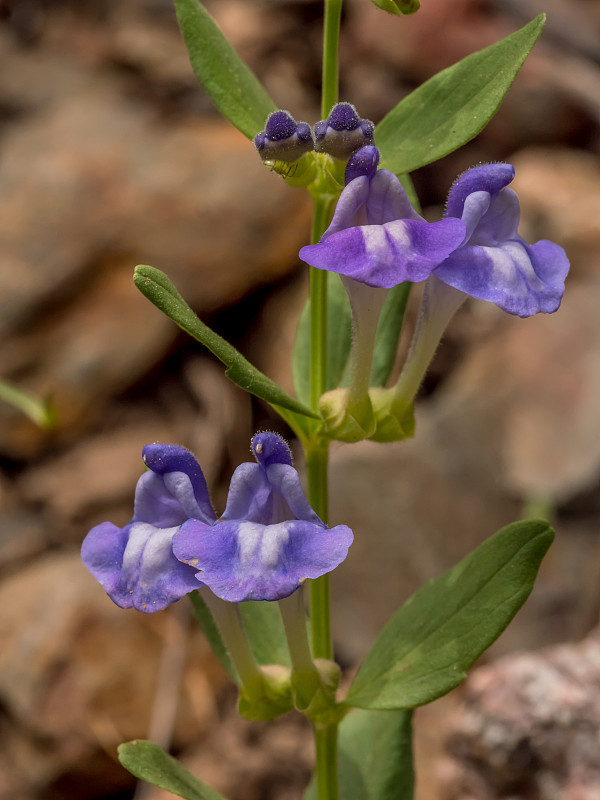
top-left (361, 226), bottom-right (394, 271)
top-left (122, 522), bottom-right (179, 590)
top-left (260, 523), bottom-right (290, 568)
top-left (384, 220), bottom-right (410, 250)
top-left (237, 521), bottom-right (262, 564)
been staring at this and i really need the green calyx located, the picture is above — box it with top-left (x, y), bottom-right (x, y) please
top-left (263, 152), bottom-right (318, 188)
top-left (368, 387), bottom-right (415, 443)
top-left (238, 664), bottom-right (294, 721)
top-left (262, 150), bottom-right (346, 196)
top-left (293, 659), bottom-right (345, 726)
top-left (318, 387), bottom-right (415, 443)
top-left (318, 388), bottom-right (376, 443)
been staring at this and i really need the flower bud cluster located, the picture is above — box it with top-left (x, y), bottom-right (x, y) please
top-left (254, 103), bottom-right (375, 165)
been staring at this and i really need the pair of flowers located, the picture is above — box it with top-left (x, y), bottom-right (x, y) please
top-left (82, 433), bottom-right (353, 612)
top-left (300, 146), bottom-right (568, 318)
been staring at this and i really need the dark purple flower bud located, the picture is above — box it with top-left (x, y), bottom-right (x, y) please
top-left (254, 110), bottom-right (314, 163)
top-left (345, 145), bottom-right (380, 185)
top-left (314, 102), bottom-right (375, 160)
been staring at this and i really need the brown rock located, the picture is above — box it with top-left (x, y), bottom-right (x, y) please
top-left (0, 550), bottom-right (225, 797)
top-left (441, 629), bottom-right (600, 800)
top-left (430, 278), bottom-right (600, 504)
top-left (0, 60), bottom-right (310, 456)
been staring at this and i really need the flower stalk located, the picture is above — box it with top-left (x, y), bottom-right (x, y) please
top-left (279, 587), bottom-right (323, 707)
top-left (391, 277), bottom-right (467, 416)
top-left (202, 591), bottom-right (264, 698)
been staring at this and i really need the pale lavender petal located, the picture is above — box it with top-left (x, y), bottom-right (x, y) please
top-left (323, 176), bottom-right (371, 236)
top-left (221, 463), bottom-right (274, 524)
top-left (365, 170), bottom-right (422, 224)
top-left (465, 188), bottom-right (520, 246)
top-left (223, 433), bottom-right (317, 526)
top-left (434, 238), bottom-right (569, 317)
top-left (82, 520), bottom-right (201, 612)
top-left (119, 522), bottom-right (201, 612)
top-left (300, 218), bottom-right (466, 288)
top-left (458, 190), bottom-right (491, 242)
top-left (82, 521), bottom-right (129, 598)
top-left (141, 443), bottom-right (216, 524)
top-left (134, 471), bottom-right (189, 528)
top-left (265, 463), bottom-right (322, 524)
top-left (174, 518), bottom-right (354, 602)
top-left (446, 163), bottom-right (515, 219)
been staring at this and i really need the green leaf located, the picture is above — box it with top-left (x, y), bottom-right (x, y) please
top-left (346, 519), bottom-right (554, 710)
top-left (134, 265), bottom-right (317, 420)
top-left (370, 283), bottom-right (411, 388)
top-left (304, 709), bottom-right (414, 800)
top-left (239, 601), bottom-right (291, 667)
top-left (188, 592), bottom-right (237, 681)
top-left (370, 0), bottom-right (420, 16)
top-left (118, 740), bottom-right (228, 800)
top-left (376, 15), bottom-right (545, 175)
top-left (0, 379), bottom-right (57, 429)
top-left (292, 272), bottom-right (353, 405)
top-left (173, 0), bottom-right (276, 139)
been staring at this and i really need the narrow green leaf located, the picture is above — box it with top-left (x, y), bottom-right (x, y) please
top-left (134, 265), bottom-right (317, 420)
top-left (118, 740), bottom-right (228, 800)
top-left (188, 592), bottom-right (237, 681)
top-left (173, 0), bottom-right (276, 139)
top-left (304, 709), bottom-right (414, 800)
top-left (0, 379), bottom-right (57, 429)
top-left (376, 15), bottom-right (545, 174)
top-left (292, 272), bottom-right (353, 405)
top-left (370, 283), bottom-right (411, 388)
top-left (239, 601), bottom-right (291, 667)
top-left (346, 520), bottom-right (554, 710)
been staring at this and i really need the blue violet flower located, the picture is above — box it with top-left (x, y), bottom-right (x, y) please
top-left (299, 146), bottom-right (466, 287)
top-left (81, 444), bottom-right (216, 613)
top-left (173, 433), bottom-right (353, 603)
top-left (434, 163), bottom-right (570, 317)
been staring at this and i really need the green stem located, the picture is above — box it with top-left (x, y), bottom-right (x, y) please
top-left (314, 726), bottom-right (339, 800)
top-left (306, 445), bottom-right (330, 658)
top-left (310, 200), bottom-right (331, 410)
top-left (304, 4), bottom-right (344, 798)
top-left (321, 0), bottom-right (343, 118)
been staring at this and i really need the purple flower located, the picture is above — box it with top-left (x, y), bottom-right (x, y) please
top-left (434, 163), bottom-right (569, 317)
top-left (314, 102), bottom-right (375, 160)
top-left (173, 433), bottom-right (353, 603)
top-left (299, 146), bottom-right (466, 288)
top-left (81, 444), bottom-right (216, 613)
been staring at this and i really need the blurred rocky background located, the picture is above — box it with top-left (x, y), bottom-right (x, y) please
top-left (1, 0), bottom-right (600, 797)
